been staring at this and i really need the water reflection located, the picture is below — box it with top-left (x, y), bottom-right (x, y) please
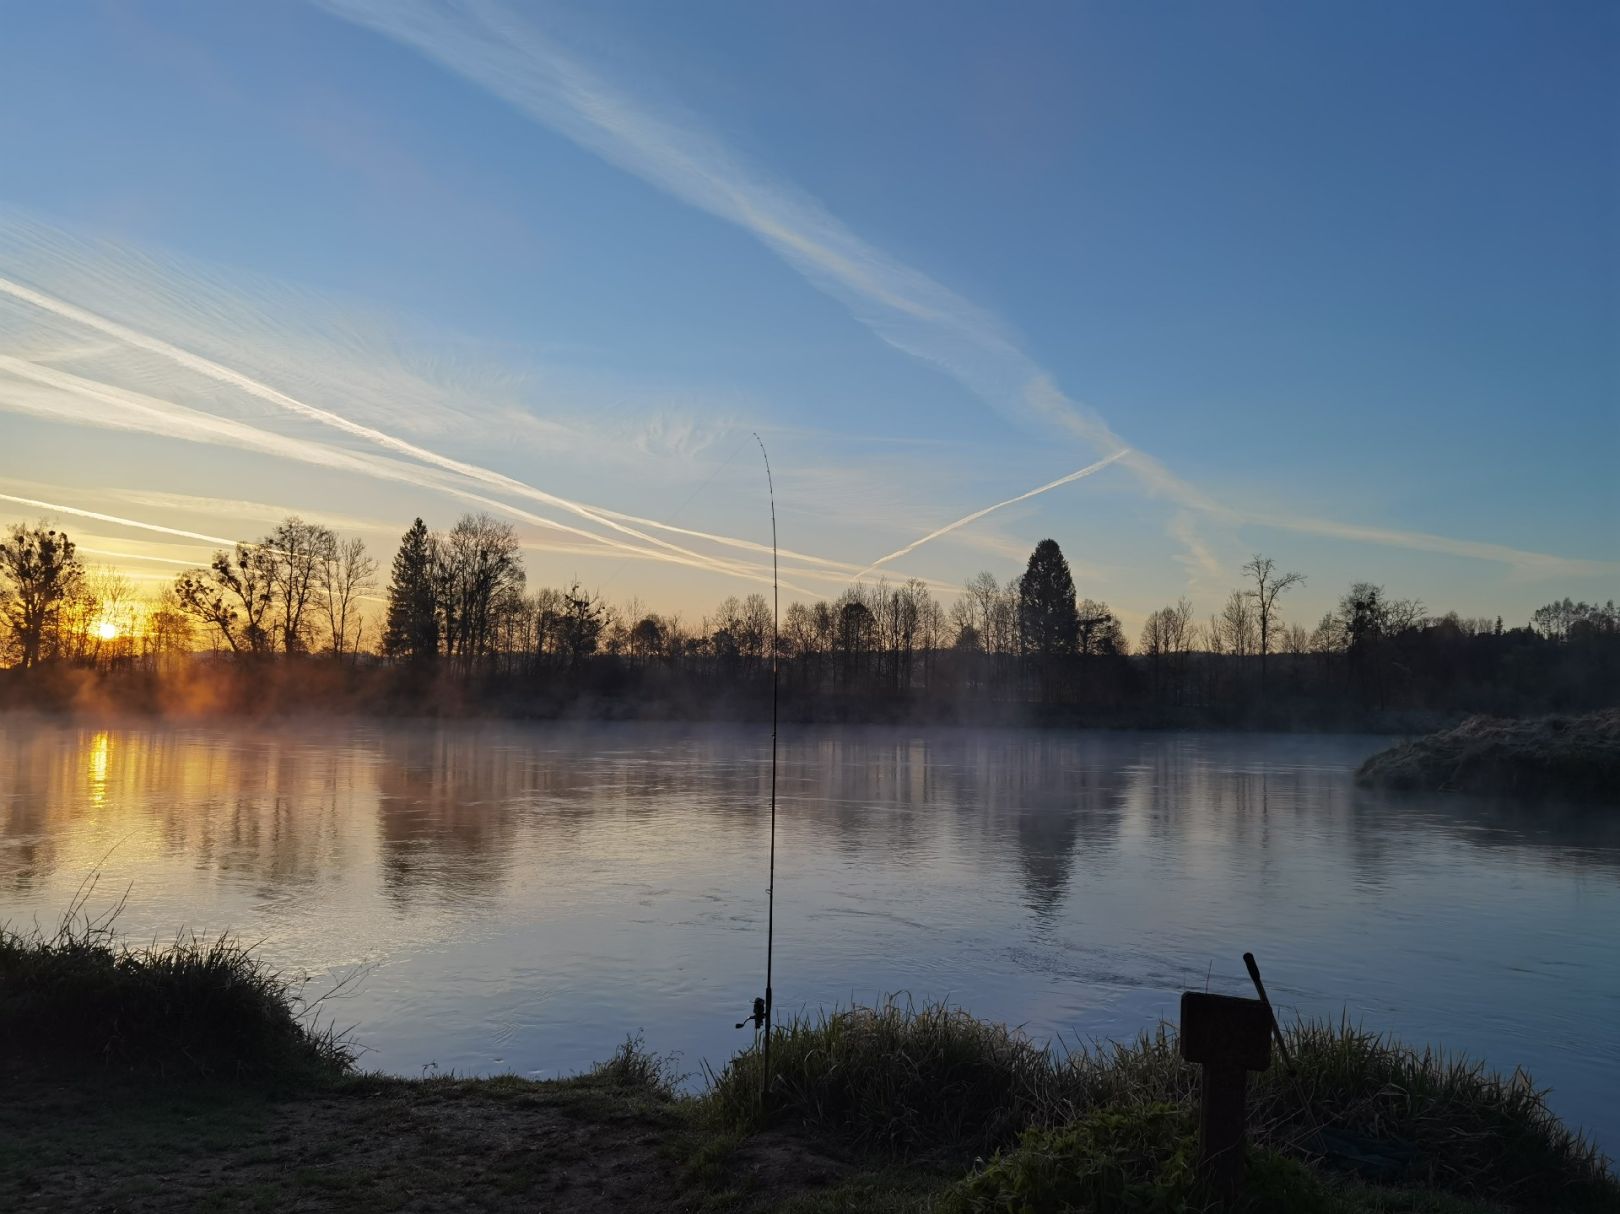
top-left (87, 730), bottom-right (110, 810)
top-left (373, 729), bottom-right (530, 904)
top-left (4, 720), bottom-right (1617, 905)
top-left (0, 718), bottom-right (1616, 1154)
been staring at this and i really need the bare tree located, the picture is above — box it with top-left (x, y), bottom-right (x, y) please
top-left (833, 589), bottom-right (877, 690)
top-left (438, 514), bottom-right (524, 671)
top-left (1242, 554), bottom-right (1304, 694)
top-left (553, 581), bottom-right (605, 669)
top-left (266, 517), bottom-right (337, 655)
top-left (1076, 598), bottom-right (1124, 656)
top-left (319, 536), bottom-right (378, 660)
top-left (49, 568), bottom-right (103, 664)
top-left (875, 578), bottom-right (927, 692)
top-left (628, 614), bottom-right (665, 664)
top-left (0, 524), bottom-right (84, 669)
top-left (1218, 590), bottom-right (1257, 659)
top-left (73, 569), bottom-right (139, 667)
top-left (143, 586), bottom-right (195, 671)
top-left (739, 593), bottom-right (772, 669)
top-left (175, 543), bottom-right (277, 655)
top-left (708, 595), bottom-right (745, 672)
top-left (908, 579), bottom-right (944, 691)
top-left (781, 602), bottom-right (815, 656)
top-left (958, 571), bottom-right (1010, 655)
top-left (1139, 597), bottom-right (1195, 703)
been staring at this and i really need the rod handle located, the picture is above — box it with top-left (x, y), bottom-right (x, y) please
top-left (1242, 951), bottom-right (1295, 1072)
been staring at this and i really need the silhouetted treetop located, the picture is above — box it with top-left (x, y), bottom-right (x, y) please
top-left (385, 517), bottom-right (439, 664)
top-left (1017, 539), bottom-right (1079, 658)
top-left (0, 508), bottom-right (1614, 727)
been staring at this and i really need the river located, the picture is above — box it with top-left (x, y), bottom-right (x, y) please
top-left (1, 717), bottom-right (1615, 1154)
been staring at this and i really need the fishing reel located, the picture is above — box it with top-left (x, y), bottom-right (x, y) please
top-left (735, 996), bottom-right (766, 1031)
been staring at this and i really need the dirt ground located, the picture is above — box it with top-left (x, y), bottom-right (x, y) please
top-left (0, 1072), bottom-right (916, 1213)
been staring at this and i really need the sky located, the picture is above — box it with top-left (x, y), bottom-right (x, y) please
top-left (0, 0), bottom-right (1615, 634)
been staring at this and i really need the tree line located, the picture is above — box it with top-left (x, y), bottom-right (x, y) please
top-left (1, 515), bottom-right (1616, 724)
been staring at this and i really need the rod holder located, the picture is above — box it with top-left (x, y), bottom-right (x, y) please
top-left (1180, 991), bottom-right (1273, 1200)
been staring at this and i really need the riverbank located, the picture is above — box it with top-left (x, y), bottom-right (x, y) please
top-left (1356, 711), bottom-right (1620, 804)
top-left (0, 1062), bottom-right (1533, 1214)
top-left (3, 924), bottom-right (1614, 1212)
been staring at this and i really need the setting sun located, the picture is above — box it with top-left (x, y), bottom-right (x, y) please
top-left (94, 620), bottom-right (119, 641)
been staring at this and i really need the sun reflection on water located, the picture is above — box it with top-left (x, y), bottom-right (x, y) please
top-left (87, 730), bottom-right (110, 809)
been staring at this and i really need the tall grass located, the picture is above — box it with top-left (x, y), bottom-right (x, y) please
top-left (1252, 1021), bottom-right (1614, 1208)
top-left (705, 1000), bottom-right (1064, 1155)
top-left (704, 1000), bottom-right (1616, 1210)
top-left (586, 1032), bottom-right (684, 1098)
top-left (0, 896), bottom-right (356, 1081)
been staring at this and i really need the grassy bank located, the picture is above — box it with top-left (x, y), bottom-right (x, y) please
top-left (2, 930), bottom-right (1614, 1212)
top-left (1356, 711), bottom-right (1620, 804)
top-left (0, 894), bottom-right (355, 1083)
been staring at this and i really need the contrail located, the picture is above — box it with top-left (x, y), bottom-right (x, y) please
top-left (0, 357), bottom-right (824, 592)
top-left (0, 274), bottom-right (777, 584)
top-left (854, 450), bottom-right (1128, 579)
top-left (0, 332), bottom-right (855, 596)
top-left (591, 504), bottom-right (864, 573)
top-left (0, 492), bottom-right (239, 547)
top-left (0, 269), bottom-right (884, 589)
top-left (313, 0), bottom-right (1615, 581)
top-left (0, 212), bottom-right (937, 590)
top-left (76, 547), bottom-right (207, 567)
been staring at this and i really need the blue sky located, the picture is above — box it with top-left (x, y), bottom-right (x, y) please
top-left (0, 0), bottom-right (1614, 631)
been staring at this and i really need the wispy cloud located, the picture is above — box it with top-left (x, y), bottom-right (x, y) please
top-left (314, 0), bottom-right (1612, 582)
top-left (1167, 510), bottom-right (1225, 586)
top-left (312, 0), bottom-right (1121, 451)
top-left (1239, 512), bottom-right (1614, 580)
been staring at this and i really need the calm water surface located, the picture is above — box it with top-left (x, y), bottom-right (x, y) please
top-left (2, 718), bottom-right (1616, 1155)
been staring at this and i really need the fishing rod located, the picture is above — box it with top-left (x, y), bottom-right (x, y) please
top-left (734, 433), bottom-right (780, 1104)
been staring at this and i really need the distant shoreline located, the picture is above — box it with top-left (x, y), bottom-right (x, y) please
top-left (0, 660), bottom-right (1500, 737)
top-left (0, 688), bottom-right (1453, 738)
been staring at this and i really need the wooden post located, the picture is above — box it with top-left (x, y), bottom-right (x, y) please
top-left (1179, 991), bottom-right (1272, 1200)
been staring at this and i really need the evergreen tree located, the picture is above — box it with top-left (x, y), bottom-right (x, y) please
top-left (383, 519), bottom-right (439, 662)
top-left (1017, 539), bottom-right (1079, 658)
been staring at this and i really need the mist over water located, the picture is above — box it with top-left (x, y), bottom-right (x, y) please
top-left (1, 717), bottom-right (1615, 1153)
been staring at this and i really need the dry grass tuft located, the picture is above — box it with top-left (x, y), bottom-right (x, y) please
top-left (0, 889), bottom-right (356, 1081)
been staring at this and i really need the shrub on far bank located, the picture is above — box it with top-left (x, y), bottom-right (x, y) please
top-left (1355, 711), bottom-right (1620, 803)
top-left (0, 909), bottom-right (354, 1082)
